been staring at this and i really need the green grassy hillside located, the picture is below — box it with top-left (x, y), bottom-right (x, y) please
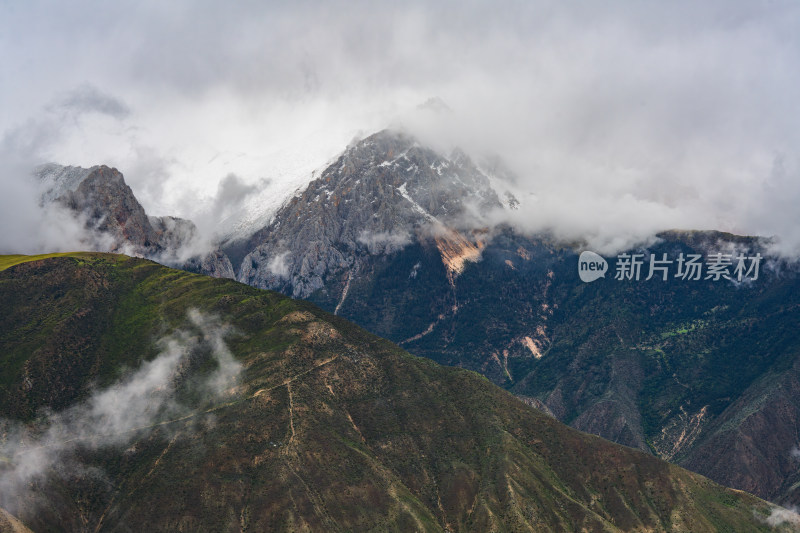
top-left (0, 252), bottom-right (90, 272)
top-left (0, 253), bottom-right (792, 531)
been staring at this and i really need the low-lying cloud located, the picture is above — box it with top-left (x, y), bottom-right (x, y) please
top-left (0, 309), bottom-right (242, 516)
top-left (0, 168), bottom-right (117, 255)
top-left (759, 505), bottom-right (800, 528)
top-left (48, 84), bottom-right (131, 121)
top-left (0, 85), bottom-right (134, 255)
top-left (357, 230), bottom-right (412, 254)
top-left (267, 251), bottom-right (291, 278)
top-left (187, 172), bottom-right (272, 243)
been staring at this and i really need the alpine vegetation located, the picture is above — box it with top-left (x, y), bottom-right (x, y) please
top-left (0, 309), bottom-right (241, 517)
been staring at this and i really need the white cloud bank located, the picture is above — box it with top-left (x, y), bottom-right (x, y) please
top-left (1, 1), bottom-right (799, 254)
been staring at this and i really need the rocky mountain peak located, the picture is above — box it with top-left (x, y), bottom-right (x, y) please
top-left (34, 163), bottom-right (234, 278)
top-left (37, 163), bottom-right (99, 203)
top-left (236, 129), bottom-right (508, 297)
top-left (416, 96), bottom-right (452, 114)
top-left (37, 164), bottom-right (158, 251)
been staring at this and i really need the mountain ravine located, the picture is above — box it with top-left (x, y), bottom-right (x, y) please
top-left (0, 253), bottom-right (793, 532)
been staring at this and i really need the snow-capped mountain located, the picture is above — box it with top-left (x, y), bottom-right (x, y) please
top-left (233, 128), bottom-right (516, 297)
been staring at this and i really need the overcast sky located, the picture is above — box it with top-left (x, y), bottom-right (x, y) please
top-left (2, 0), bottom-right (800, 253)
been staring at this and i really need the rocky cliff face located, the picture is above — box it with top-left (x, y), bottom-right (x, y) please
top-left (38, 163), bottom-right (194, 255)
top-left (236, 129), bottom-right (508, 298)
top-left (681, 351), bottom-right (800, 503)
top-left (35, 163), bottom-right (234, 278)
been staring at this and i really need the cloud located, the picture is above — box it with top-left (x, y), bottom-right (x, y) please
top-left (792, 446), bottom-right (800, 461)
top-left (0, 309), bottom-right (241, 516)
top-left (186, 173), bottom-right (272, 242)
top-left (0, 177), bottom-right (106, 255)
top-left (214, 174), bottom-right (264, 214)
top-left (267, 251), bottom-right (291, 278)
top-left (1, 1), bottom-right (799, 254)
top-left (0, 80), bottom-right (152, 255)
top-left (49, 84), bottom-right (130, 120)
top-left (759, 505), bottom-right (800, 528)
top-left (357, 230), bottom-right (412, 254)
top-left (185, 309), bottom-right (242, 395)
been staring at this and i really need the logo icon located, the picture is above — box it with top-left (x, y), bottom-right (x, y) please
top-left (578, 251), bottom-right (608, 283)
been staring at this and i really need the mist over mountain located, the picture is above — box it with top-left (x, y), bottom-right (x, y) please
top-left (235, 128), bottom-right (512, 298)
top-left (21, 163), bottom-right (236, 278)
top-left (3, 2), bottom-right (800, 256)
top-left (11, 127), bottom-right (800, 511)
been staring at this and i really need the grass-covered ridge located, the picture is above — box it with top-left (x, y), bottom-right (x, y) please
top-left (0, 253), bottom-right (792, 531)
top-left (0, 252), bottom-right (96, 272)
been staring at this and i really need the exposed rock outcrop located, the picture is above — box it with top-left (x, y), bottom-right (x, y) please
top-left (35, 163), bottom-right (234, 279)
top-left (236, 129), bottom-right (506, 298)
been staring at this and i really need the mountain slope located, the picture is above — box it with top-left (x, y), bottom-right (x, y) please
top-left (314, 226), bottom-right (800, 505)
top-left (0, 253), bottom-right (789, 532)
top-left (0, 508), bottom-right (33, 533)
top-left (222, 127), bottom-right (800, 507)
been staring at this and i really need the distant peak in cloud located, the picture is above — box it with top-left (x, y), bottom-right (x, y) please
top-left (417, 97), bottom-right (453, 114)
top-left (49, 84), bottom-right (131, 120)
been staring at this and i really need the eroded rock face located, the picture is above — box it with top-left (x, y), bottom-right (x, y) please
top-left (36, 163), bottom-right (234, 279)
top-left (184, 250), bottom-right (236, 279)
top-left (40, 164), bottom-right (190, 255)
top-left (236, 129), bottom-right (505, 298)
